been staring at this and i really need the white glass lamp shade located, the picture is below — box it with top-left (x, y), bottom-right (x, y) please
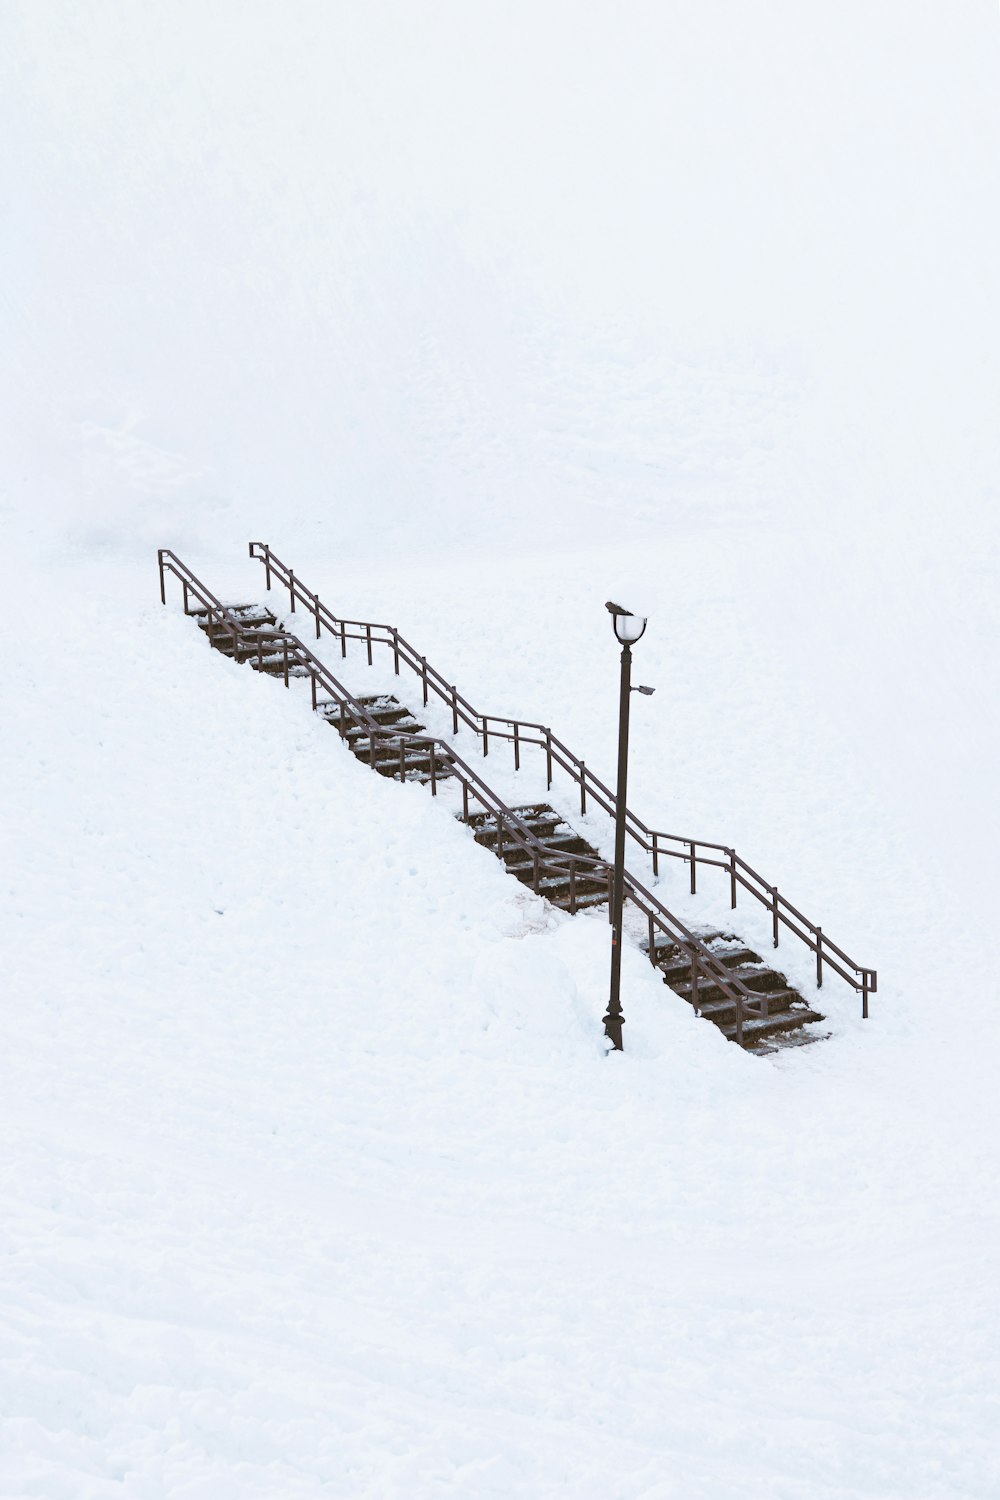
top-left (613, 611), bottom-right (647, 644)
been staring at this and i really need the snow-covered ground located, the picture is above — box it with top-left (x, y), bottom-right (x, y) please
top-left (4, 4), bottom-right (1000, 1496)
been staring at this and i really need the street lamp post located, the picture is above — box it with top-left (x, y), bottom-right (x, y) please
top-left (603, 602), bottom-right (653, 1051)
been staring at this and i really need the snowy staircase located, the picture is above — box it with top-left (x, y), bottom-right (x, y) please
top-left (185, 592), bottom-right (826, 1051)
top-left (316, 694), bottom-right (457, 786)
top-left (194, 605), bottom-right (311, 676)
top-left (645, 934), bottom-right (824, 1051)
top-left (466, 805), bottom-right (610, 912)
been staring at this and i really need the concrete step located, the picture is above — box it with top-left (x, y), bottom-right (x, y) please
top-left (498, 830), bottom-right (598, 864)
top-left (367, 749), bottom-right (456, 779)
top-left (318, 696), bottom-right (419, 729)
top-left (206, 629), bottom-right (281, 651)
top-left (379, 765), bottom-right (458, 786)
top-left (721, 1007), bottom-right (826, 1048)
top-left (648, 934), bottom-right (753, 969)
top-left (682, 986), bottom-right (800, 1026)
top-left (507, 862), bottom-right (610, 896)
top-left (467, 806), bottom-right (562, 845)
top-left (667, 963), bottom-right (791, 1005)
top-left (215, 636), bottom-right (291, 662)
top-left (199, 610), bottom-right (276, 628)
top-left (252, 657), bottom-right (312, 678)
top-left (192, 603), bottom-right (272, 623)
top-left (755, 1026), bottom-right (829, 1055)
top-left (549, 888), bottom-right (609, 913)
top-left (656, 948), bottom-right (761, 986)
top-left (349, 727), bottom-right (428, 756)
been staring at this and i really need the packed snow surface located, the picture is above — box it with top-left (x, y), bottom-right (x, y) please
top-left (4, 3), bottom-right (1000, 1497)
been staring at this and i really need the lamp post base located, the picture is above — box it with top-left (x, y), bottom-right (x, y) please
top-left (603, 1004), bottom-right (624, 1051)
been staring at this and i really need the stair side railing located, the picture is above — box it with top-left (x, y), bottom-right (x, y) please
top-left (247, 542), bottom-right (876, 1017)
top-left (160, 548), bottom-right (767, 1045)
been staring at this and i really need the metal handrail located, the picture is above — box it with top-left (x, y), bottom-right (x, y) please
top-left (247, 541), bottom-right (875, 1017)
top-left (159, 547), bottom-right (770, 1045)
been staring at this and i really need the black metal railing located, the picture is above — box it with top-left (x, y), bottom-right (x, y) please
top-left (159, 547), bottom-right (777, 1045)
top-left (245, 542), bottom-right (876, 1016)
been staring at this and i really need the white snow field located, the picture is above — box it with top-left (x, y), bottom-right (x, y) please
top-left (4, 3), bottom-right (1000, 1497)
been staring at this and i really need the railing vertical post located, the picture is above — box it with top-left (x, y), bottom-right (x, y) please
top-left (264, 549), bottom-right (272, 591)
top-left (462, 780), bottom-right (469, 821)
top-left (772, 886), bottom-right (780, 948)
top-left (366, 624), bottom-right (373, 667)
top-left (816, 927), bottom-right (823, 988)
top-left (421, 656), bottom-right (429, 707)
top-left (451, 686), bottom-right (458, 735)
top-left (862, 972), bottom-right (870, 1020)
top-left (398, 740), bottom-right (405, 781)
top-left (311, 671), bottom-right (317, 710)
top-left (569, 862), bottom-right (577, 913)
top-left (580, 762), bottom-right (587, 815)
top-left (689, 841), bottom-right (697, 895)
top-left (690, 957), bottom-right (699, 1015)
top-left (392, 629), bottom-right (400, 675)
top-left (545, 731), bottom-right (553, 789)
top-left (513, 722), bottom-right (520, 771)
top-left (735, 991), bottom-right (744, 1047)
top-left (282, 639), bottom-right (289, 687)
top-left (430, 742), bottom-right (437, 795)
top-left (532, 848), bottom-right (540, 895)
top-left (496, 811), bottom-right (504, 860)
top-left (729, 849), bottom-right (737, 909)
top-left (158, 549), bottom-right (167, 605)
top-left (647, 914), bottom-right (656, 960)
top-left (483, 717), bottom-right (489, 757)
top-left (314, 596), bottom-right (321, 639)
top-left (182, 581), bottom-right (189, 615)
top-left (652, 833), bottom-right (659, 878)
top-left (289, 569), bottom-right (296, 612)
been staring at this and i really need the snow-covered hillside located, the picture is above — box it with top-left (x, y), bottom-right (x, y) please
top-left (4, 4), bottom-right (1000, 1496)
